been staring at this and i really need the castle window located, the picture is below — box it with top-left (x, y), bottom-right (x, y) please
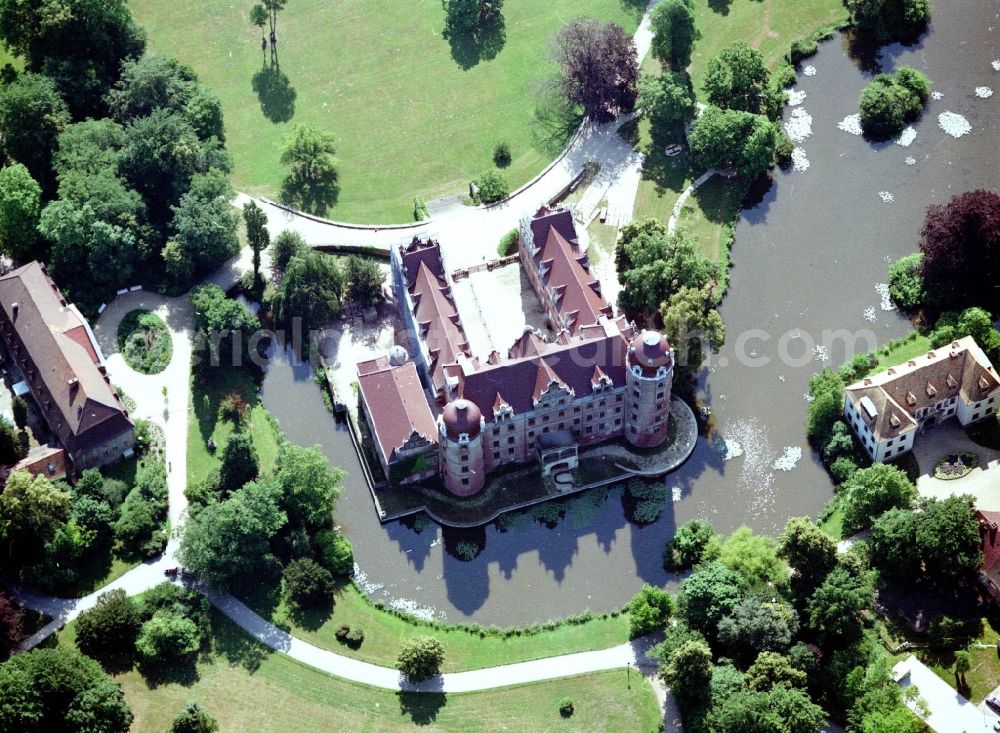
top-left (508, 436), bottom-right (515, 445)
top-left (493, 452), bottom-right (500, 460)
top-left (614, 418), bottom-right (621, 426)
top-left (462, 478), bottom-right (469, 486)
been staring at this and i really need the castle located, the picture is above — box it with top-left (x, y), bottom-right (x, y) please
top-left (357, 206), bottom-right (674, 495)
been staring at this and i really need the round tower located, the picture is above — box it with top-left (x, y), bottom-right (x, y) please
top-left (438, 398), bottom-right (486, 496)
top-left (625, 330), bottom-right (674, 448)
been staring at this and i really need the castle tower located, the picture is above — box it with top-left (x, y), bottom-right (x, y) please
top-left (625, 330), bottom-right (674, 448)
top-left (438, 398), bottom-right (486, 496)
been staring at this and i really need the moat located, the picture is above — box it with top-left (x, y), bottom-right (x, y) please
top-left (262, 0), bottom-right (1000, 626)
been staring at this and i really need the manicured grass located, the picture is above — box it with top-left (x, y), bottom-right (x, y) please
top-left (818, 499), bottom-right (845, 541)
top-left (678, 176), bottom-right (747, 262)
top-left (57, 611), bottom-right (660, 732)
top-left (248, 581), bottom-right (630, 673)
top-left (130, 0), bottom-right (645, 224)
top-left (870, 333), bottom-right (933, 373)
top-left (188, 368), bottom-right (281, 486)
top-left (117, 309), bottom-right (173, 375)
top-left (925, 642), bottom-right (1000, 702)
top-left (686, 0), bottom-right (847, 98)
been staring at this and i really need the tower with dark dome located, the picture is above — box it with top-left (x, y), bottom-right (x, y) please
top-left (438, 398), bottom-right (486, 496)
top-left (625, 330), bottom-right (674, 448)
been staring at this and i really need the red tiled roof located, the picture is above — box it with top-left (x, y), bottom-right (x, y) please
top-left (0, 262), bottom-right (132, 461)
top-left (401, 240), bottom-right (471, 394)
top-left (528, 209), bottom-right (612, 334)
top-left (457, 316), bottom-right (635, 420)
top-left (357, 356), bottom-right (438, 466)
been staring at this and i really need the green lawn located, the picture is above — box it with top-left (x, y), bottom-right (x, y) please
top-left (686, 0), bottom-right (847, 97)
top-left (130, 0), bottom-right (644, 224)
top-left (870, 333), bottom-right (933, 374)
top-left (57, 611), bottom-right (660, 732)
top-left (248, 581), bottom-right (630, 673)
top-left (922, 620), bottom-right (1000, 702)
top-left (188, 368), bottom-right (281, 486)
top-left (818, 499), bottom-right (845, 541)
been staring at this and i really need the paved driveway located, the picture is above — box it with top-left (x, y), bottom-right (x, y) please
top-left (913, 420), bottom-right (1000, 509)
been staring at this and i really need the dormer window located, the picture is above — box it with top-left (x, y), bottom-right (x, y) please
top-left (889, 414), bottom-right (901, 428)
top-left (947, 374), bottom-right (958, 389)
top-left (906, 392), bottom-right (917, 406)
top-left (925, 381), bottom-right (937, 398)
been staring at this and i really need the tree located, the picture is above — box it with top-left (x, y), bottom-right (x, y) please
top-left (638, 71), bottom-right (695, 141)
top-left (0, 470), bottom-right (71, 566)
top-left (0, 73), bottom-right (70, 191)
top-left (0, 590), bottom-right (24, 660)
top-left (106, 56), bottom-right (217, 135)
top-left (869, 508), bottom-right (920, 580)
top-left (660, 286), bottom-right (725, 369)
top-left (271, 250), bottom-right (345, 335)
top-left (171, 701), bottom-right (219, 733)
top-left (475, 169), bottom-right (508, 203)
top-left (75, 589), bottom-right (141, 663)
top-left (688, 105), bottom-right (777, 178)
top-left (344, 255), bottom-right (384, 308)
top-left (0, 0), bottom-right (145, 118)
top-left (10, 395), bottom-right (27, 432)
top-left (169, 169), bottom-right (240, 280)
top-left (858, 68), bottom-right (928, 141)
top-left (219, 434), bottom-right (260, 493)
top-left (243, 201), bottom-right (270, 288)
top-left (135, 610), bottom-right (201, 665)
top-left (663, 519), bottom-right (716, 572)
top-left (887, 253), bottom-right (924, 309)
top-left (279, 124), bottom-right (339, 216)
top-left (808, 567), bottom-right (872, 646)
top-left (678, 562), bottom-right (747, 639)
top-left (840, 463), bottom-right (916, 534)
top-left (954, 649), bottom-right (971, 687)
top-left (915, 495), bottom-right (981, 583)
top-left (396, 635), bottom-right (445, 682)
top-left (263, 0), bottom-right (289, 37)
top-left (190, 284), bottom-right (261, 367)
top-left (778, 516), bottom-right (838, 602)
top-left (0, 164), bottom-right (41, 261)
top-left (707, 686), bottom-right (826, 733)
top-left (315, 530), bottom-right (354, 577)
top-left (0, 414), bottom-right (19, 465)
top-left (860, 707), bottom-right (923, 733)
top-left (845, 0), bottom-right (930, 43)
top-left (661, 639), bottom-right (712, 710)
top-left (745, 651), bottom-right (807, 692)
top-left (178, 479), bottom-right (287, 588)
top-left (552, 19), bottom-right (638, 123)
top-left (0, 647), bottom-right (132, 732)
top-left (283, 557), bottom-right (335, 608)
top-left (615, 220), bottom-right (715, 319)
top-left (718, 526), bottom-right (787, 588)
top-left (650, 0), bottom-right (698, 70)
top-left (703, 42), bottom-right (770, 114)
top-left (718, 595), bottom-right (799, 664)
top-left (930, 308), bottom-right (1000, 362)
top-left (626, 584), bottom-right (674, 638)
top-left (272, 230), bottom-right (307, 273)
top-left (274, 443), bottom-right (343, 529)
top-left (919, 190), bottom-right (1000, 311)
top-left (442, 0), bottom-right (503, 35)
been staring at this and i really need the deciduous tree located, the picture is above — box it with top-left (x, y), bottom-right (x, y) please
top-left (75, 589), bottom-right (141, 663)
top-left (0, 164), bottom-right (41, 261)
top-left (840, 463), bottom-right (916, 533)
top-left (688, 105), bottom-right (777, 178)
top-left (702, 42), bottom-right (770, 114)
top-left (626, 584), bottom-right (674, 638)
top-left (650, 0), bottom-right (698, 70)
top-left (0, 73), bottom-right (70, 191)
top-left (552, 19), bottom-right (638, 123)
top-left (397, 635), bottom-right (445, 682)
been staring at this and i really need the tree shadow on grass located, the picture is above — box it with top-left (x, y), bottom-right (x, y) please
top-left (530, 91), bottom-right (584, 157)
top-left (252, 56), bottom-right (296, 123)
top-left (445, 14), bottom-right (506, 70)
top-left (707, 0), bottom-right (733, 15)
top-left (398, 691), bottom-right (448, 726)
top-left (280, 171), bottom-right (339, 217)
top-left (287, 597), bottom-right (334, 633)
top-left (211, 609), bottom-right (271, 674)
top-left (192, 367), bottom-right (264, 447)
top-left (138, 656), bottom-right (200, 689)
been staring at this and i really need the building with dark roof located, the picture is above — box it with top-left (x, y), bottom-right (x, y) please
top-left (0, 261), bottom-right (134, 472)
top-left (359, 208), bottom-right (675, 496)
top-left (977, 509), bottom-right (1000, 605)
top-left (844, 336), bottom-right (1000, 462)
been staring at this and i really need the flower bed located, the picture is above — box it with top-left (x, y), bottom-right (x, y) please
top-left (117, 309), bottom-right (172, 374)
top-left (933, 451), bottom-right (979, 480)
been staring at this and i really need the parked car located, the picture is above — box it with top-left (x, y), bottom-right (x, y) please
top-left (163, 566), bottom-right (179, 577)
top-left (986, 694), bottom-right (1000, 715)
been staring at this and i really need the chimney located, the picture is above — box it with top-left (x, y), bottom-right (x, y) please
top-left (11, 302), bottom-right (17, 319)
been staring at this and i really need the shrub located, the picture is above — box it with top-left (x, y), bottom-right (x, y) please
top-left (346, 627), bottom-right (365, 648)
top-left (170, 701), bottom-right (219, 733)
top-left (218, 392), bottom-right (248, 425)
top-left (858, 67), bottom-right (930, 141)
top-left (627, 584), bottom-right (674, 638)
top-left (412, 196), bottom-right (429, 221)
top-left (888, 253), bottom-right (925, 310)
top-left (497, 228), bottom-right (518, 256)
top-left (272, 230), bottom-right (307, 273)
top-left (455, 541), bottom-right (480, 561)
top-left (789, 38), bottom-right (818, 63)
top-left (117, 310), bottom-right (173, 375)
top-left (136, 610), bottom-right (201, 665)
top-left (664, 519), bottom-right (716, 572)
top-left (335, 624), bottom-right (351, 642)
top-left (11, 395), bottom-right (26, 430)
top-left (559, 697), bottom-right (574, 717)
top-left (493, 141), bottom-right (512, 168)
top-left (830, 456), bottom-right (860, 483)
top-left (283, 558), bottom-right (335, 608)
top-left (772, 64), bottom-right (796, 89)
top-left (774, 129), bottom-right (795, 169)
top-left (315, 530), bottom-right (354, 577)
top-left (396, 635), bottom-right (445, 681)
top-left (475, 170), bottom-right (509, 204)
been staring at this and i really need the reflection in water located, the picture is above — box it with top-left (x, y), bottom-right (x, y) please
top-left (261, 2), bottom-right (999, 625)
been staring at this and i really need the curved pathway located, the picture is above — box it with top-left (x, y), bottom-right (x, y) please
top-left (5, 1), bottom-right (687, 722)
